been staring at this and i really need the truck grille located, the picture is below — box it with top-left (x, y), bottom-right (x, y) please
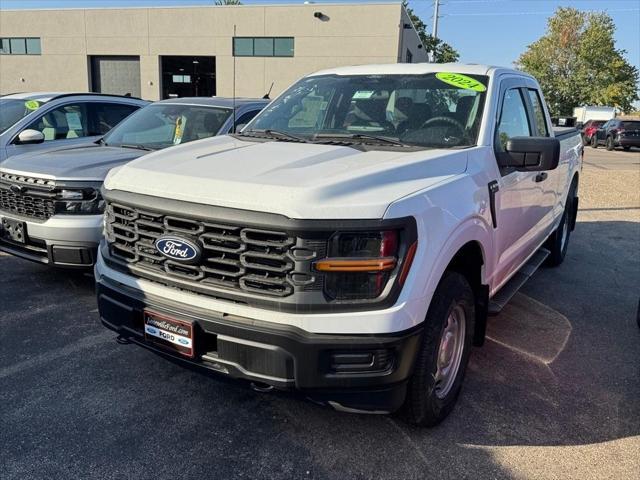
top-left (0, 173), bottom-right (56, 221)
top-left (105, 202), bottom-right (302, 297)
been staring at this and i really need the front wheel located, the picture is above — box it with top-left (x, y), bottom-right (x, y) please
top-left (606, 136), bottom-right (615, 151)
top-left (591, 135), bottom-right (598, 148)
top-left (402, 272), bottom-right (475, 426)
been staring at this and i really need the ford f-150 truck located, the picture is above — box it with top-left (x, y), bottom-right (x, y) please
top-left (96, 64), bottom-right (582, 426)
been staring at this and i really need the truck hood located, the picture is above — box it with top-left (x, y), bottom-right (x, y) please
top-left (0, 143), bottom-right (147, 181)
top-left (105, 136), bottom-right (469, 219)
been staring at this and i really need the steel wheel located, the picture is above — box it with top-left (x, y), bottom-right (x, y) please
top-left (434, 304), bottom-right (466, 399)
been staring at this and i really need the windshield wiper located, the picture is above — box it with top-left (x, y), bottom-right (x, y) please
top-left (120, 144), bottom-right (155, 151)
top-left (312, 133), bottom-right (407, 147)
top-left (241, 129), bottom-right (308, 143)
top-left (96, 137), bottom-right (108, 146)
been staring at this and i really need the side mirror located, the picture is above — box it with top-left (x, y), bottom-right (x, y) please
top-left (499, 136), bottom-right (560, 171)
top-left (16, 129), bottom-right (45, 145)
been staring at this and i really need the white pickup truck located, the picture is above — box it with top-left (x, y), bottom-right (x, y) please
top-left (96, 64), bottom-right (582, 426)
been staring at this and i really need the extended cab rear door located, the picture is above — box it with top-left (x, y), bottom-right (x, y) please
top-left (491, 77), bottom-right (558, 290)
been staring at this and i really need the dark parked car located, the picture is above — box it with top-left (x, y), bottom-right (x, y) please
top-left (591, 118), bottom-right (640, 151)
top-left (580, 119), bottom-right (605, 145)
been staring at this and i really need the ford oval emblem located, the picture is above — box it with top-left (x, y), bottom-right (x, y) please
top-left (155, 235), bottom-right (202, 264)
top-left (10, 184), bottom-right (25, 195)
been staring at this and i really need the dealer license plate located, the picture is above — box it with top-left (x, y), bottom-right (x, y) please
top-left (143, 310), bottom-right (194, 358)
top-left (1, 218), bottom-right (27, 244)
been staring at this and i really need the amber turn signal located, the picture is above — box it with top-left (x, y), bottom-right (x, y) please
top-left (314, 257), bottom-right (397, 272)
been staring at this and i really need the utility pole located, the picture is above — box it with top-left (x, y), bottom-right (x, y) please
top-left (431, 0), bottom-right (440, 62)
top-left (432, 0), bottom-right (440, 40)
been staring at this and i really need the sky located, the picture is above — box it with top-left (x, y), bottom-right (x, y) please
top-left (0, 0), bottom-right (638, 72)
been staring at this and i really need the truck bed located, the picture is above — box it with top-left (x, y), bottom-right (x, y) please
top-left (553, 127), bottom-right (579, 140)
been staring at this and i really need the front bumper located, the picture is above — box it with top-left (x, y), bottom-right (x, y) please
top-left (0, 212), bottom-right (102, 267)
top-left (96, 274), bottom-right (423, 413)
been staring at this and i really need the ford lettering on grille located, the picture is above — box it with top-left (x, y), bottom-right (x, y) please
top-left (155, 236), bottom-right (201, 264)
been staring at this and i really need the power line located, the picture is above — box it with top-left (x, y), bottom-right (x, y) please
top-left (443, 8), bottom-right (640, 16)
top-left (418, 0), bottom-right (634, 3)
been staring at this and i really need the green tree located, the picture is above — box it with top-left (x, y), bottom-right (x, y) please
top-left (215, 0), bottom-right (241, 5)
top-left (516, 7), bottom-right (639, 116)
top-left (403, 2), bottom-right (460, 63)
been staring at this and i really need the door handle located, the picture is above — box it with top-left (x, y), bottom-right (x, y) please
top-left (535, 172), bottom-right (548, 182)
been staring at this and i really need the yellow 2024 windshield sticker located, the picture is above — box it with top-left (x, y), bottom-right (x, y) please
top-left (25, 100), bottom-right (41, 111)
top-left (436, 72), bottom-right (487, 92)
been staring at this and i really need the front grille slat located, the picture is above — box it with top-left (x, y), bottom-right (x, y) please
top-left (105, 202), bottom-right (301, 298)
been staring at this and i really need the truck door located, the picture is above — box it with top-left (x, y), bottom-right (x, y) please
top-left (491, 79), bottom-right (556, 289)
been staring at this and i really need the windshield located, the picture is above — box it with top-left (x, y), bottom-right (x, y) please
top-left (245, 72), bottom-right (489, 148)
top-left (621, 121), bottom-right (640, 129)
top-left (0, 98), bottom-right (45, 134)
top-left (103, 104), bottom-right (232, 149)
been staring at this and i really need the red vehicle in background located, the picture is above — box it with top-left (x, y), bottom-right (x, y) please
top-left (581, 119), bottom-right (605, 145)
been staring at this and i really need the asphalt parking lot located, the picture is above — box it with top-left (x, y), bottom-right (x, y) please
top-left (1, 147), bottom-right (639, 480)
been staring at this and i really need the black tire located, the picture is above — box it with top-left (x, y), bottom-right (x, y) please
top-left (590, 135), bottom-right (598, 148)
top-left (545, 181), bottom-right (577, 266)
top-left (402, 272), bottom-right (475, 427)
top-left (606, 136), bottom-right (615, 151)
top-left (623, 146), bottom-right (631, 151)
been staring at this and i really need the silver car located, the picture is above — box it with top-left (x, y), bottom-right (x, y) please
top-left (0, 92), bottom-right (148, 162)
top-left (0, 97), bottom-right (268, 267)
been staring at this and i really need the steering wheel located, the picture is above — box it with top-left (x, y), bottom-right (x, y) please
top-left (420, 116), bottom-right (467, 140)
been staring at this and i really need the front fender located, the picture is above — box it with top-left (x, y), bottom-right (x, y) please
top-left (385, 171), bottom-right (494, 315)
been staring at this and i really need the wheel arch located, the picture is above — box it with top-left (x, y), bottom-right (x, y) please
top-left (444, 240), bottom-right (489, 346)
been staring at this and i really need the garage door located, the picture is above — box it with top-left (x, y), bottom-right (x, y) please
top-left (90, 56), bottom-right (141, 98)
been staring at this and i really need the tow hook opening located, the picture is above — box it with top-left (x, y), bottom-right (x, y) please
top-left (250, 381), bottom-right (275, 393)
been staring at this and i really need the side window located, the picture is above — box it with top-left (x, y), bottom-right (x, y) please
top-left (527, 89), bottom-right (549, 136)
top-left (496, 88), bottom-right (531, 151)
top-left (26, 103), bottom-right (88, 141)
top-left (234, 109), bottom-right (262, 130)
top-left (90, 102), bottom-right (139, 135)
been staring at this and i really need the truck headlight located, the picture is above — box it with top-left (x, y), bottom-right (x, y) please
top-left (56, 188), bottom-right (105, 215)
top-left (315, 230), bottom-right (416, 300)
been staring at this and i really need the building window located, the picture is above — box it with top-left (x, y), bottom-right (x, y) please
top-left (26, 38), bottom-right (41, 55)
top-left (0, 37), bottom-right (41, 55)
top-left (9, 38), bottom-right (26, 55)
top-left (172, 75), bottom-right (192, 83)
top-left (274, 38), bottom-right (294, 57)
top-left (233, 37), bottom-right (294, 57)
top-left (0, 38), bottom-right (9, 54)
top-left (406, 49), bottom-right (413, 64)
